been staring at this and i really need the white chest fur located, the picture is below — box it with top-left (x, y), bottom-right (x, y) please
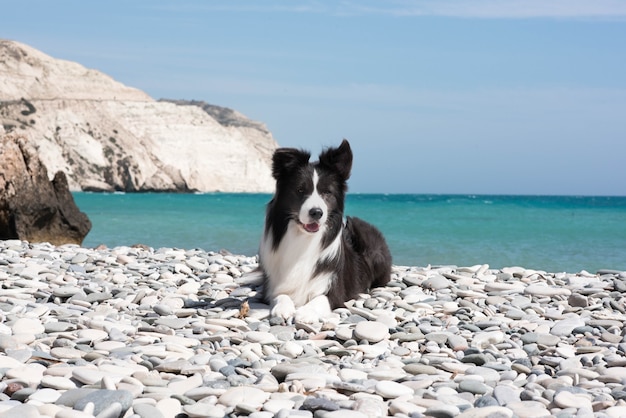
top-left (260, 221), bottom-right (341, 307)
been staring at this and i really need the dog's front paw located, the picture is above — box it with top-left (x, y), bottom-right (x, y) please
top-left (270, 294), bottom-right (296, 320)
top-left (294, 306), bottom-right (321, 324)
top-left (294, 295), bottom-right (331, 324)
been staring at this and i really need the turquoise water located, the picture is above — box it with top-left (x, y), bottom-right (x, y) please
top-left (73, 193), bottom-right (626, 273)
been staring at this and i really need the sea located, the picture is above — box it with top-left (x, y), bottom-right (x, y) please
top-left (73, 193), bottom-right (626, 274)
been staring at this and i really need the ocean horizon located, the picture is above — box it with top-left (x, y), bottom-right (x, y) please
top-left (73, 192), bottom-right (626, 274)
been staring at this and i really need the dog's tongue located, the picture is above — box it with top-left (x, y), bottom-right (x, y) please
top-left (304, 223), bottom-right (320, 233)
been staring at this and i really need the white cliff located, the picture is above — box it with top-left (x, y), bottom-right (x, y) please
top-left (0, 40), bottom-right (277, 192)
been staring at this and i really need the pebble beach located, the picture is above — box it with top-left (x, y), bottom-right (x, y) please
top-left (1, 240), bottom-right (626, 418)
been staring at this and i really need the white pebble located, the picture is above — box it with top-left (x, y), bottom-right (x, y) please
top-left (375, 380), bottom-right (414, 398)
top-left (353, 321), bottom-right (389, 343)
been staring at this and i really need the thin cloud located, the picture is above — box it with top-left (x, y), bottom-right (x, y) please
top-left (338, 0), bottom-right (626, 19)
top-left (148, 1), bottom-right (330, 15)
top-left (146, 1), bottom-right (626, 20)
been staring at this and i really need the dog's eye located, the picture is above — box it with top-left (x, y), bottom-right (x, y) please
top-left (319, 186), bottom-right (333, 196)
top-left (297, 188), bottom-right (304, 195)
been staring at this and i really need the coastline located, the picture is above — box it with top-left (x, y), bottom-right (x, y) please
top-left (1, 240), bottom-right (626, 417)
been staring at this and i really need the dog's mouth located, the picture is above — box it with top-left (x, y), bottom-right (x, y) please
top-left (299, 221), bottom-right (320, 233)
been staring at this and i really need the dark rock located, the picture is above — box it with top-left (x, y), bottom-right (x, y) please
top-left (572, 325), bottom-right (595, 334)
top-left (520, 389), bottom-right (536, 401)
top-left (300, 396), bottom-right (340, 412)
top-left (567, 293), bottom-right (588, 308)
top-left (11, 387), bottom-right (35, 402)
top-left (461, 353), bottom-right (489, 366)
top-left (0, 135), bottom-right (90, 245)
top-left (474, 395), bottom-right (499, 407)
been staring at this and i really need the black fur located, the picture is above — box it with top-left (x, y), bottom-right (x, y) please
top-left (323, 216), bottom-right (392, 308)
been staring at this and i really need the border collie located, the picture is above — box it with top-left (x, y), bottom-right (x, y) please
top-left (258, 139), bottom-right (392, 323)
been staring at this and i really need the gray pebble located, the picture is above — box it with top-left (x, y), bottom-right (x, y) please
top-left (73, 389), bottom-right (133, 416)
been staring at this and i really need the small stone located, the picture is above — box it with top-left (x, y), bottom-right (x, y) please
top-left (471, 331), bottom-right (505, 349)
top-left (403, 363), bottom-right (440, 375)
top-left (458, 379), bottom-right (490, 395)
top-left (301, 397), bottom-right (340, 412)
top-left (245, 331), bottom-right (279, 344)
top-left (389, 400), bottom-right (423, 415)
top-left (601, 331), bottom-right (623, 344)
top-left (524, 284), bottom-right (571, 297)
top-left (424, 404), bottom-right (460, 418)
top-left (155, 398), bottom-right (182, 418)
top-left (425, 332), bottom-right (450, 345)
top-left (474, 395), bottom-right (499, 407)
top-left (374, 380), bottom-right (414, 398)
top-left (133, 403), bottom-right (165, 418)
top-left (279, 341), bottom-right (304, 358)
top-left (493, 385), bottom-right (521, 406)
top-left (466, 366), bottom-right (501, 386)
top-left (353, 321), bottom-right (389, 343)
top-left (153, 304), bottom-right (174, 316)
top-left (550, 317), bottom-right (586, 337)
top-left (319, 411), bottom-right (368, 418)
top-left (602, 367), bottom-right (626, 381)
top-left (422, 275), bottom-right (451, 290)
top-left (218, 386), bottom-right (270, 408)
top-left (28, 388), bottom-right (62, 404)
top-left (352, 397), bottom-right (387, 417)
top-left (447, 334), bottom-right (469, 351)
top-left (0, 404), bottom-right (40, 418)
top-left (5, 363), bottom-right (45, 387)
top-left (184, 403), bottom-right (226, 418)
top-left (73, 389), bottom-right (133, 417)
top-left (535, 333), bottom-right (561, 346)
top-left (461, 353), bottom-right (489, 366)
top-left (167, 373), bottom-right (203, 395)
top-left (457, 406), bottom-right (514, 418)
top-left (555, 345), bottom-right (576, 358)
top-left (506, 400), bottom-right (550, 418)
top-left (567, 293), bottom-right (588, 307)
top-left (40, 375), bottom-right (77, 390)
top-left (553, 390), bottom-right (592, 409)
top-left (12, 318), bottom-right (44, 335)
top-left (55, 388), bottom-right (99, 407)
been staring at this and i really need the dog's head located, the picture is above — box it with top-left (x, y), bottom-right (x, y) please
top-left (271, 139), bottom-right (353, 234)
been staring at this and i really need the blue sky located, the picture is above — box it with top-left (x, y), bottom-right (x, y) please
top-left (2, 1), bottom-right (626, 195)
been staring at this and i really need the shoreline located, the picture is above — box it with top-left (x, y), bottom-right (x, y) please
top-left (1, 240), bottom-right (626, 417)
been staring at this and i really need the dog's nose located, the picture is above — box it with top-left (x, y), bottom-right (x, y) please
top-left (309, 207), bottom-right (323, 221)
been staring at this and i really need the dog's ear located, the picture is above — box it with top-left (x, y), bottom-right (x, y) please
top-left (272, 148), bottom-right (311, 180)
top-left (319, 139), bottom-right (353, 181)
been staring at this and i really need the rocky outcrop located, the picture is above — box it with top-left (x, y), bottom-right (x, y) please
top-left (0, 40), bottom-right (277, 192)
top-left (0, 134), bottom-right (91, 245)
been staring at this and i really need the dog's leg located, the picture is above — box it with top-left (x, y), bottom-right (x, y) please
top-left (270, 294), bottom-right (297, 319)
top-left (235, 268), bottom-right (265, 286)
top-left (295, 295), bottom-right (332, 324)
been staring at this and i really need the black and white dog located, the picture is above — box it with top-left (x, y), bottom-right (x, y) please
top-left (258, 139), bottom-right (392, 323)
